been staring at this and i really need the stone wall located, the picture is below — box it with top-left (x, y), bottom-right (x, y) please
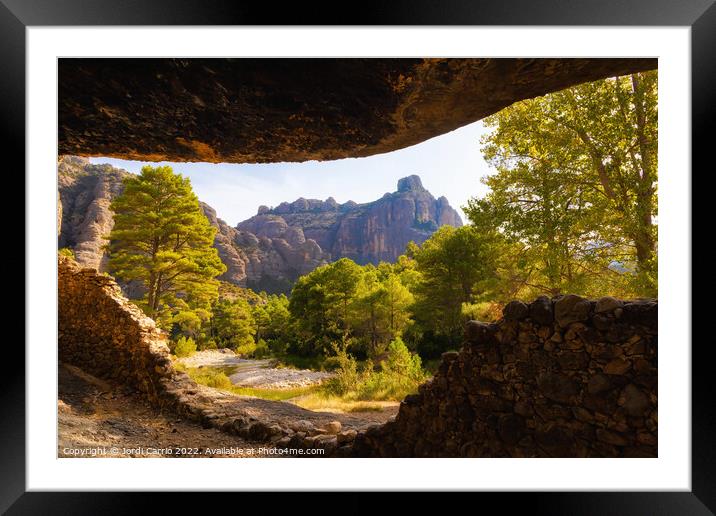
top-left (57, 256), bottom-right (354, 452)
top-left (58, 256), bottom-right (178, 402)
top-left (347, 295), bottom-right (657, 457)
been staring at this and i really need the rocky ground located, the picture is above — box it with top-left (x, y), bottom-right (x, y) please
top-left (177, 349), bottom-right (334, 389)
top-left (58, 360), bottom-right (397, 458)
top-left (58, 363), bottom-right (275, 458)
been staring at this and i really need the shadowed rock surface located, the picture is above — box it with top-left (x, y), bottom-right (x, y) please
top-left (58, 58), bottom-right (657, 163)
top-left (348, 295), bottom-right (657, 458)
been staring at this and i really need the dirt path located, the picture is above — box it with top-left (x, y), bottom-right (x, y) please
top-left (58, 363), bottom-right (276, 458)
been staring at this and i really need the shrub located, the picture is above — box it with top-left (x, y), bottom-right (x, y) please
top-left (233, 337), bottom-right (257, 357)
top-left (191, 369), bottom-right (233, 389)
top-left (58, 248), bottom-right (75, 259)
top-left (253, 339), bottom-right (270, 358)
top-left (268, 338), bottom-right (288, 355)
top-left (173, 336), bottom-right (197, 357)
top-left (383, 337), bottom-right (425, 382)
top-left (324, 341), bottom-right (359, 396)
top-left (355, 338), bottom-right (428, 401)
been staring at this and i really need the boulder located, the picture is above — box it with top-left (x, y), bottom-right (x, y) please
top-left (503, 301), bottom-right (529, 321)
top-left (554, 295), bottom-right (591, 327)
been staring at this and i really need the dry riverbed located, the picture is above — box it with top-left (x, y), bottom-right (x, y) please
top-left (177, 349), bottom-right (334, 389)
top-left (176, 349), bottom-right (400, 417)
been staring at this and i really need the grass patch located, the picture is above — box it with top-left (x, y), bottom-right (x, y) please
top-left (230, 385), bottom-right (319, 401)
top-left (289, 393), bottom-right (394, 413)
top-left (174, 354), bottom-right (425, 414)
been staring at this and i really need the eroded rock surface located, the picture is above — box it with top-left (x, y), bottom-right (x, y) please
top-left (236, 174), bottom-right (462, 268)
top-left (57, 156), bottom-right (129, 270)
top-left (59, 58), bottom-right (657, 163)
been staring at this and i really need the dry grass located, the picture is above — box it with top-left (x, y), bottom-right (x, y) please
top-left (289, 393), bottom-right (398, 413)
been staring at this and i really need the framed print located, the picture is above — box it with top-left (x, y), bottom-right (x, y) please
top-left (5, 0), bottom-right (713, 512)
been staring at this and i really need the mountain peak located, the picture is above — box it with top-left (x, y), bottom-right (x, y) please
top-left (397, 175), bottom-right (425, 192)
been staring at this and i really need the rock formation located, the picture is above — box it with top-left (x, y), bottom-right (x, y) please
top-left (237, 174), bottom-right (462, 266)
top-left (201, 202), bottom-right (329, 293)
top-left (58, 58), bottom-right (657, 164)
top-left (58, 159), bottom-right (458, 294)
top-left (57, 156), bottom-right (129, 270)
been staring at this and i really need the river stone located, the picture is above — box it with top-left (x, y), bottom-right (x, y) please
top-left (620, 384), bottom-right (650, 416)
top-left (337, 429), bottom-right (358, 444)
top-left (537, 372), bottom-right (578, 404)
top-left (554, 295), bottom-right (591, 327)
top-left (503, 300), bottom-right (529, 321)
top-left (290, 419), bottom-right (315, 433)
top-left (465, 320), bottom-right (493, 343)
top-left (595, 296), bottom-right (624, 313)
top-left (604, 358), bottom-right (631, 375)
top-left (324, 421), bottom-right (342, 434)
top-left (529, 295), bottom-right (554, 325)
top-left (497, 414), bottom-right (525, 445)
top-left (596, 428), bottom-right (629, 446)
top-left (587, 374), bottom-right (612, 395)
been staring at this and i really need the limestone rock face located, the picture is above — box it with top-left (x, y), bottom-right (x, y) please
top-left (57, 156), bottom-right (129, 271)
top-left (237, 174), bottom-right (462, 266)
top-left (200, 202), bottom-right (329, 293)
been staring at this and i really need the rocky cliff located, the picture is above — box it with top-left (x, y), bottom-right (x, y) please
top-left (237, 174), bottom-right (462, 266)
top-left (58, 158), bottom-right (461, 294)
top-left (57, 156), bottom-right (129, 271)
top-left (201, 202), bottom-right (328, 293)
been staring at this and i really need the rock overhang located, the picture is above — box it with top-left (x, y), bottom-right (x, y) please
top-left (58, 58), bottom-right (657, 165)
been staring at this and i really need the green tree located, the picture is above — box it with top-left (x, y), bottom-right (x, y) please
top-left (409, 225), bottom-right (504, 348)
top-left (288, 258), bottom-right (363, 355)
top-left (468, 71), bottom-right (657, 296)
top-left (173, 336), bottom-right (197, 358)
top-left (108, 165), bottom-right (226, 320)
top-left (210, 298), bottom-right (256, 352)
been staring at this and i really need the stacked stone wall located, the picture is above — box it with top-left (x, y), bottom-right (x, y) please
top-left (348, 295), bottom-right (657, 457)
top-left (58, 256), bottom-right (350, 452)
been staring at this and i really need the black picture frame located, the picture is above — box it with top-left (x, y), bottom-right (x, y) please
top-left (5, 0), bottom-right (712, 513)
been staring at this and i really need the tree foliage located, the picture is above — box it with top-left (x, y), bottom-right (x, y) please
top-left (108, 166), bottom-right (226, 323)
top-left (467, 71), bottom-right (657, 297)
top-left (408, 225), bottom-right (505, 347)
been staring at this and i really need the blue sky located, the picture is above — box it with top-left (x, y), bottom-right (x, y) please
top-left (89, 120), bottom-right (494, 226)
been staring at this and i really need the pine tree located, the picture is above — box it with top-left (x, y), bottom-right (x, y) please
top-left (107, 165), bottom-right (226, 320)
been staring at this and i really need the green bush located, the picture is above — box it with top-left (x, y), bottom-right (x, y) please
top-left (191, 369), bottom-right (233, 389)
top-left (324, 341), bottom-right (360, 396)
top-left (353, 338), bottom-right (427, 400)
top-left (253, 339), bottom-right (270, 358)
top-left (173, 336), bottom-right (197, 357)
top-left (58, 248), bottom-right (75, 259)
top-left (233, 337), bottom-right (257, 357)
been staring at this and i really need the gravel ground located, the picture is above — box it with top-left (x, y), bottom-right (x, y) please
top-left (58, 363), bottom-right (275, 458)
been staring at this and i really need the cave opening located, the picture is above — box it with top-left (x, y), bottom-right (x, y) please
top-left (57, 57), bottom-right (659, 458)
